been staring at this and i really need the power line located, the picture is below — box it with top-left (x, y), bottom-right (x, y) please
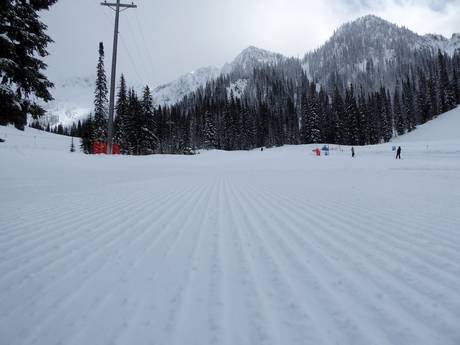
top-left (101, 7), bottom-right (144, 87)
top-left (118, 32), bottom-right (144, 84)
top-left (133, 11), bottom-right (157, 82)
top-left (125, 15), bottom-right (156, 84)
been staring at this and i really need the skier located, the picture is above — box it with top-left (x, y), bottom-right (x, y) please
top-left (351, 147), bottom-right (355, 158)
top-left (396, 146), bottom-right (402, 159)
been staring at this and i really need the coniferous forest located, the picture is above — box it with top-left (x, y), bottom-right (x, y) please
top-left (77, 46), bottom-right (459, 154)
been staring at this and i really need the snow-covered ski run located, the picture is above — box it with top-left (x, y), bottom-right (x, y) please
top-left (1, 108), bottom-right (460, 345)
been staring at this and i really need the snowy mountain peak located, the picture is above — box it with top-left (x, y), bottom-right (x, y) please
top-left (153, 66), bottom-right (220, 106)
top-left (222, 46), bottom-right (285, 75)
top-left (333, 15), bottom-right (415, 42)
top-left (354, 14), bottom-right (391, 26)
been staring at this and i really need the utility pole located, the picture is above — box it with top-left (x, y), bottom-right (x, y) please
top-left (101, 0), bottom-right (137, 154)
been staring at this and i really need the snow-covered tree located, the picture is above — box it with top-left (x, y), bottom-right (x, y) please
top-left (0, 0), bottom-right (57, 129)
top-left (394, 86), bottom-right (405, 136)
top-left (203, 111), bottom-right (217, 149)
top-left (114, 74), bottom-right (129, 153)
top-left (140, 85), bottom-right (158, 154)
top-left (93, 42), bottom-right (108, 142)
top-left (70, 137), bottom-right (75, 152)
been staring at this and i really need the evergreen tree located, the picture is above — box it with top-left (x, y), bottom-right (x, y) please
top-left (80, 115), bottom-right (94, 154)
top-left (417, 70), bottom-right (431, 124)
top-left (382, 88), bottom-right (393, 142)
top-left (308, 82), bottom-right (322, 143)
top-left (428, 70), bottom-right (439, 117)
top-left (402, 77), bottom-right (416, 132)
top-left (357, 89), bottom-right (369, 145)
top-left (221, 97), bottom-right (235, 150)
top-left (344, 85), bottom-right (360, 145)
top-left (285, 96), bottom-right (299, 145)
top-left (70, 137), bottom-right (75, 152)
top-left (126, 88), bottom-right (143, 155)
top-left (331, 86), bottom-right (345, 144)
top-left (300, 92), bottom-right (310, 144)
top-left (203, 110), bottom-right (217, 149)
top-left (453, 68), bottom-right (460, 104)
top-left (438, 50), bottom-right (456, 113)
top-left (93, 42), bottom-right (108, 142)
top-left (301, 82), bottom-right (322, 143)
top-left (0, 0), bottom-right (57, 129)
top-left (139, 85), bottom-right (158, 154)
top-left (394, 86), bottom-right (405, 136)
top-left (114, 75), bottom-right (129, 153)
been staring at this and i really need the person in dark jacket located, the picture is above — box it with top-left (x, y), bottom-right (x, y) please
top-left (396, 146), bottom-right (402, 159)
top-left (351, 147), bottom-right (355, 158)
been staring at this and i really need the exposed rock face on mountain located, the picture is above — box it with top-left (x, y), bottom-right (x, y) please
top-left (221, 46), bottom-right (286, 76)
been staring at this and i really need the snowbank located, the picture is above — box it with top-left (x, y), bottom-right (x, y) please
top-left (0, 125), bottom-right (74, 153)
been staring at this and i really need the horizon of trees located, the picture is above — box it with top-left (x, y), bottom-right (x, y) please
top-left (33, 47), bottom-right (460, 154)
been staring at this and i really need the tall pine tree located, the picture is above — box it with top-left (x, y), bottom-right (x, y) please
top-left (140, 85), bottom-right (158, 154)
top-left (93, 42), bottom-right (108, 142)
top-left (114, 74), bottom-right (129, 153)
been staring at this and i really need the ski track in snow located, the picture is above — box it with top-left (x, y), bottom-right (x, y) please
top-left (1, 126), bottom-right (460, 345)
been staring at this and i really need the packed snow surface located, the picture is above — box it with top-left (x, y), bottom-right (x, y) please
top-left (394, 107), bottom-right (460, 142)
top-left (1, 110), bottom-right (460, 345)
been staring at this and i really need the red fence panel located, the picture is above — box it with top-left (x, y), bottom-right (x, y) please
top-left (112, 144), bottom-right (120, 155)
top-left (91, 142), bottom-right (120, 155)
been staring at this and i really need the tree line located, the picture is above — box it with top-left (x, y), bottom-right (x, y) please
top-left (65, 44), bottom-right (460, 154)
top-left (152, 49), bottom-right (459, 151)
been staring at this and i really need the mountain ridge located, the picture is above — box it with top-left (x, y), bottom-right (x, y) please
top-left (42, 14), bottom-right (460, 127)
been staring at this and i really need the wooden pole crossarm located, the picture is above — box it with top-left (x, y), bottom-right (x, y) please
top-left (101, 2), bottom-right (137, 8)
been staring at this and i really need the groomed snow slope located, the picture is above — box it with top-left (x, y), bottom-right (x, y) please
top-left (394, 106), bottom-right (460, 142)
top-left (1, 111), bottom-right (460, 345)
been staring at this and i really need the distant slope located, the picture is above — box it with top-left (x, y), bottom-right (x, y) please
top-left (40, 76), bottom-right (95, 128)
top-left (394, 106), bottom-right (460, 143)
top-left (0, 125), bottom-right (75, 153)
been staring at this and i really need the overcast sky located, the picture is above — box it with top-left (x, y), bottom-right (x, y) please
top-left (41, 0), bottom-right (460, 87)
